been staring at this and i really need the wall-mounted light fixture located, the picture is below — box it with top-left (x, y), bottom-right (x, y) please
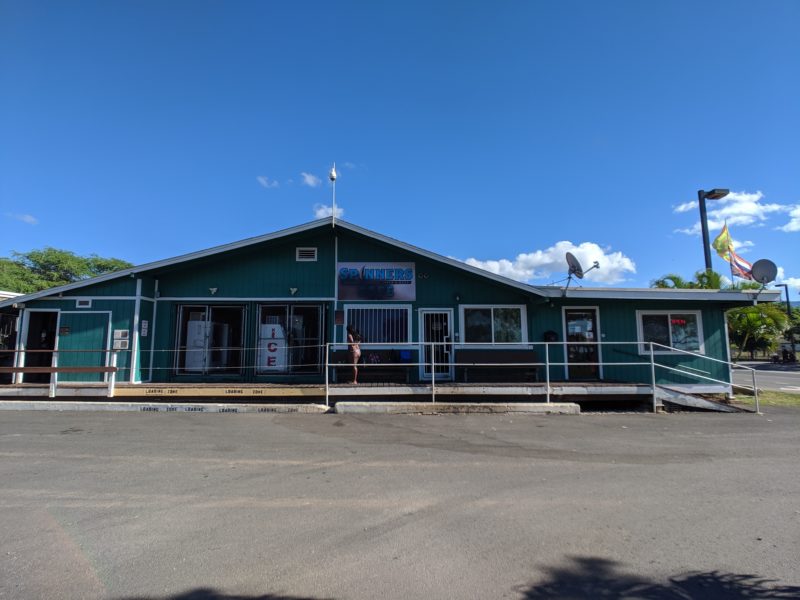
top-left (289, 287), bottom-right (298, 296)
top-left (209, 287), bottom-right (218, 295)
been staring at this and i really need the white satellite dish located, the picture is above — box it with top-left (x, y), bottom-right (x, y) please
top-left (563, 252), bottom-right (600, 294)
top-left (751, 259), bottom-right (778, 285)
top-left (566, 252), bottom-right (584, 279)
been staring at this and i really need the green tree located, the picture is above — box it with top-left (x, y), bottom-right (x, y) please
top-left (727, 304), bottom-right (788, 360)
top-left (0, 247), bottom-right (132, 294)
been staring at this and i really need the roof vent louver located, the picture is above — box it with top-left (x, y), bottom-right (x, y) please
top-left (296, 247), bottom-right (318, 262)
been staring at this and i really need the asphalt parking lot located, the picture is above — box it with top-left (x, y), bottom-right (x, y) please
top-left (1, 408), bottom-right (799, 600)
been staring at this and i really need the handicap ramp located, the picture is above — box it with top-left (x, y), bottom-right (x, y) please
top-left (655, 386), bottom-right (740, 413)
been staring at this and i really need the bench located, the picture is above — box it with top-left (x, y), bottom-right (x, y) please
top-left (455, 349), bottom-right (539, 383)
top-left (330, 349), bottom-right (416, 383)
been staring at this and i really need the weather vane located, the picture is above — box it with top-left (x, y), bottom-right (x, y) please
top-left (329, 163), bottom-right (337, 227)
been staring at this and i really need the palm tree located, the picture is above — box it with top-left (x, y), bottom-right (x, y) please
top-left (651, 270), bottom-right (725, 289)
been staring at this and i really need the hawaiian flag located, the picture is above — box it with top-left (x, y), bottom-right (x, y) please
top-left (729, 247), bottom-right (754, 280)
top-left (712, 223), bottom-right (732, 261)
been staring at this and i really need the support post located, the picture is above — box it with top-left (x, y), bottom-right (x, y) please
top-left (324, 343), bottom-right (330, 408)
top-left (545, 343), bottom-right (551, 404)
top-left (431, 342), bottom-right (436, 403)
top-left (49, 349), bottom-right (58, 398)
top-left (108, 351), bottom-right (118, 398)
top-left (752, 369), bottom-right (760, 414)
top-left (650, 343), bottom-right (657, 413)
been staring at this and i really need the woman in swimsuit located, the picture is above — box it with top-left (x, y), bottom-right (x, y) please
top-left (346, 324), bottom-right (361, 384)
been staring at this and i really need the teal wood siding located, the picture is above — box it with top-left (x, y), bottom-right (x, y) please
top-left (63, 277), bottom-right (137, 297)
top-left (21, 299), bottom-right (137, 381)
top-left (57, 312), bottom-right (110, 382)
top-left (336, 229), bottom-right (532, 347)
top-left (154, 230), bottom-right (335, 299)
top-left (15, 224), bottom-right (738, 387)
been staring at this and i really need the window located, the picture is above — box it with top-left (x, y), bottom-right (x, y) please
top-left (462, 306), bottom-right (526, 345)
top-left (345, 305), bottom-right (411, 344)
top-left (176, 305), bottom-right (244, 374)
top-left (637, 310), bottom-right (704, 353)
top-left (76, 299), bottom-right (92, 308)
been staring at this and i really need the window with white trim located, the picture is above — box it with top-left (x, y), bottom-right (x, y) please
top-left (345, 305), bottom-right (411, 344)
top-left (462, 305), bottom-right (526, 344)
top-left (637, 310), bottom-right (704, 353)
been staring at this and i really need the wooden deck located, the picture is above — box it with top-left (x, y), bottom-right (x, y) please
top-left (0, 381), bottom-right (655, 400)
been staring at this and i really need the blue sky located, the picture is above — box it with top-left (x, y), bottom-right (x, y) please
top-left (1, 1), bottom-right (799, 298)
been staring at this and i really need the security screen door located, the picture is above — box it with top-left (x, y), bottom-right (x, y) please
top-left (565, 308), bottom-right (601, 380)
top-left (420, 309), bottom-right (453, 380)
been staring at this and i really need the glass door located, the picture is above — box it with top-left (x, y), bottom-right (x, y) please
top-left (564, 308), bottom-right (601, 380)
top-left (420, 309), bottom-right (453, 380)
top-left (257, 304), bottom-right (323, 374)
top-left (176, 305), bottom-right (244, 375)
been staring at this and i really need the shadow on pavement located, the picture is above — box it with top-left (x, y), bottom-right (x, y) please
top-left (519, 556), bottom-right (800, 599)
top-left (117, 590), bottom-right (334, 600)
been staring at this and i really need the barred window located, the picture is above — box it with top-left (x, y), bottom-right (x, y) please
top-left (345, 305), bottom-right (411, 344)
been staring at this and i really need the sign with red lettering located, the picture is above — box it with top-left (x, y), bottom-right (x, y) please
top-left (257, 324), bottom-right (287, 372)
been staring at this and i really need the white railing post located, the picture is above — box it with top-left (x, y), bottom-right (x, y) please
top-left (752, 369), bottom-right (760, 414)
top-left (650, 342), bottom-right (657, 413)
top-left (107, 351), bottom-right (118, 398)
top-left (49, 349), bottom-right (58, 398)
top-left (324, 343), bottom-right (330, 408)
top-left (431, 342), bottom-right (436, 403)
top-left (545, 343), bottom-right (551, 404)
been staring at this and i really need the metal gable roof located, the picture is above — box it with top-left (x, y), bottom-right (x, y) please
top-left (0, 217), bottom-right (782, 307)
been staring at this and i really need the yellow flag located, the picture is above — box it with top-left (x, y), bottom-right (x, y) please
top-left (712, 223), bottom-right (731, 261)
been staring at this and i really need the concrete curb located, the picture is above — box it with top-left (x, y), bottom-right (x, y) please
top-left (333, 402), bottom-right (580, 415)
top-left (0, 401), bottom-right (330, 414)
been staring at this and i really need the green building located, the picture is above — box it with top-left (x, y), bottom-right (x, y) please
top-left (0, 218), bottom-right (778, 394)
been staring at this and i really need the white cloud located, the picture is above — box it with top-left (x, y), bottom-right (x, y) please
top-left (675, 190), bottom-right (790, 235)
top-left (673, 200), bottom-right (697, 213)
top-left (301, 172), bottom-right (322, 188)
top-left (256, 176), bottom-right (279, 189)
top-left (313, 203), bottom-right (344, 219)
top-left (778, 205), bottom-right (800, 232)
top-left (731, 238), bottom-right (754, 254)
top-left (462, 240), bottom-right (636, 285)
top-left (5, 213), bottom-right (38, 225)
top-left (343, 162), bottom-right (356, 169)
top-left (779, 277), bottom-right (800, 292)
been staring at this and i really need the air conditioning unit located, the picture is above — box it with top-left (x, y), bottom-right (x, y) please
top-left (113, 339), bottom-right (129, 350)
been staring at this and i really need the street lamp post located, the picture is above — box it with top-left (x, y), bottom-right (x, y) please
top-left (697, 188), bottom-right (730, 272)
top-left (775, 283), bottom-right (796, 358)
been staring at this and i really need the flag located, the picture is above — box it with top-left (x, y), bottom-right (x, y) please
top-left (711, 224), bottom-right (731, 260)
top-left (729, 247), bottom-right (754, 279)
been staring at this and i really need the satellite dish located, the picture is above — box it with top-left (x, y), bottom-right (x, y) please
top-left (566, 252), bottom-right (584, 279)
top-left (751, 259), bottom-right (778, 285)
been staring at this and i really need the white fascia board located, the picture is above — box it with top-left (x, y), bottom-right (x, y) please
top-left (0, 218), bottom-right (335, 308)
top-left (538, 287), bottom-right (782, 303)
top-left (0, 217), bottom-right (546, 309)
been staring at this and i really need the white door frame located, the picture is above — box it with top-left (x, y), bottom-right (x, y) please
top-left (561, 306), bottom-right (603, 380)
top-left (16, 308), bottom-right (61, 384)
top-left (418, 308), bottom-right (454, 381)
